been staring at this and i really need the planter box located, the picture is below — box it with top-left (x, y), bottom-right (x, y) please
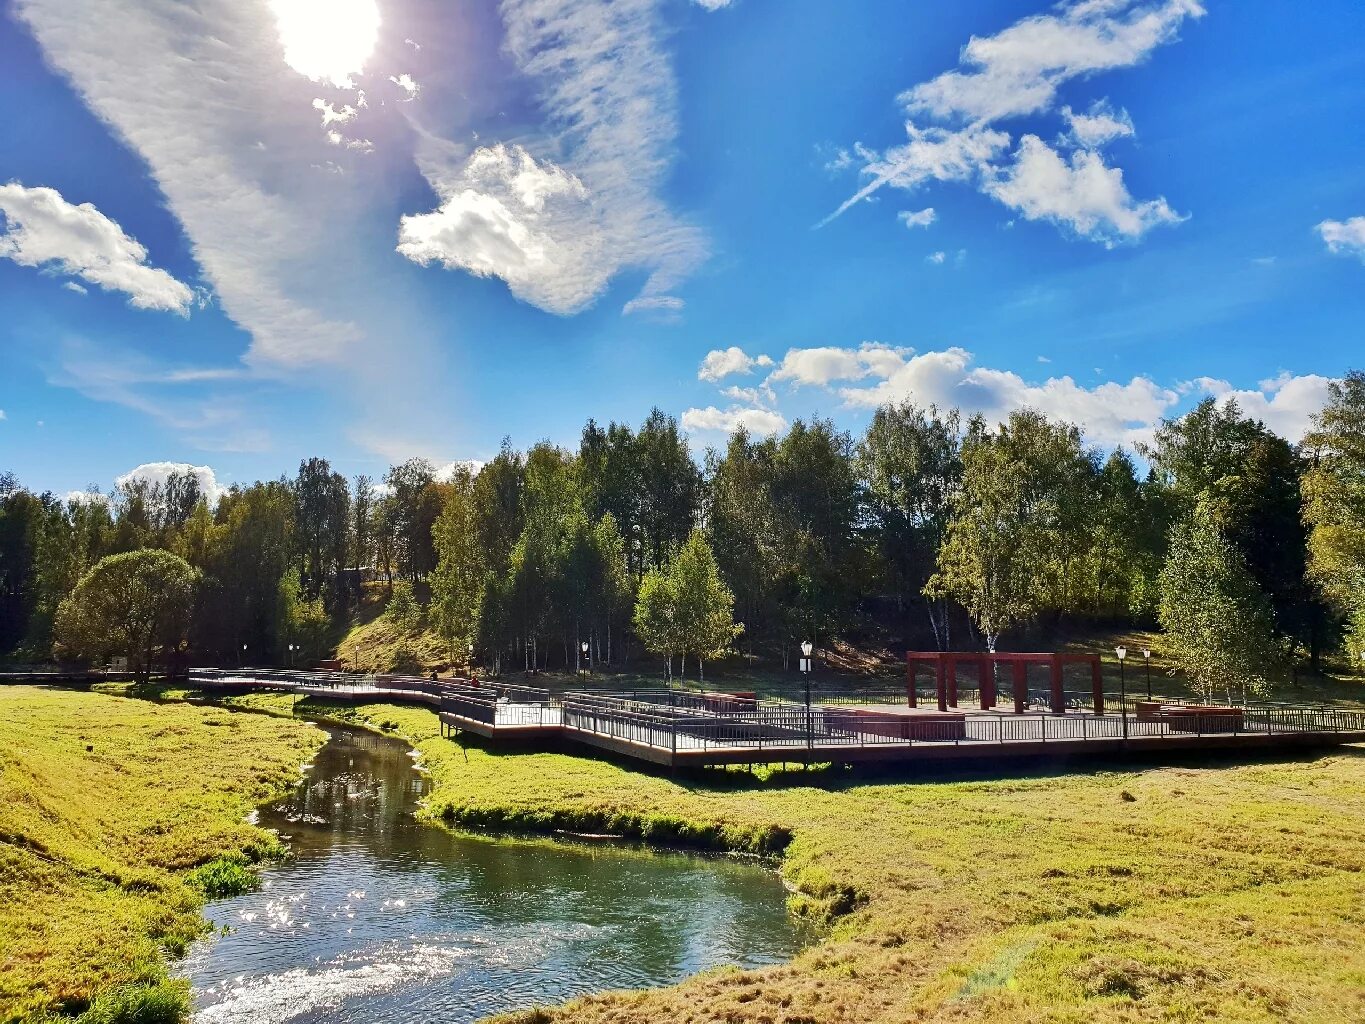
top-left (1136, 702), bottom-right (1244, 733)
top-left (825, 706), bottom-right (966, 741)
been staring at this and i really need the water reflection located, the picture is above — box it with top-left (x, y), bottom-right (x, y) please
top-left (183, 728), bottom-right (807, 1023)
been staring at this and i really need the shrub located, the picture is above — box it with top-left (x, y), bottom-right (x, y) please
top-left (185, 856), bottom-right (256, 899)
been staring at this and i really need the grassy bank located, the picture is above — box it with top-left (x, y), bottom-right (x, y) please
top-left (263, 696), bottom-right (1365, 1024)
top-left (0, 686), bottom-right (325, 1023)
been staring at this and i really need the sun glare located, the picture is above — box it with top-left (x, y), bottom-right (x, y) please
top-left (268, 0), bottom-right (380, 89)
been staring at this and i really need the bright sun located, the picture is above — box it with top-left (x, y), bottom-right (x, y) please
top-left (268, 0), bottom-right (381, 89)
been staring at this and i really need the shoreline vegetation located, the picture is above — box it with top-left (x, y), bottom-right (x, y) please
top-left (228, 692), bottom-right (1365, 1024)
top-left (0, 686), bottom-right (324, 1024)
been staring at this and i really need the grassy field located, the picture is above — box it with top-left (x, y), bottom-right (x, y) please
top-left (0, 686), bottom-right (324, 1023)
top-left (255, 695), bottom-right (1365, 1024)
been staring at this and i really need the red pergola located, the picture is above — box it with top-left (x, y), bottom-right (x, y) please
top-left (906, 651), bottom-right (1104, 715)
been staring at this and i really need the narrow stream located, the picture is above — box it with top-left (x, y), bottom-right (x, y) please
top-left (181, 728), bottom-right (808, 1023)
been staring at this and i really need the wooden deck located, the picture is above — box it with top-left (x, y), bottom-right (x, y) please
top-left (189, 669), bottom-right (1365, 769)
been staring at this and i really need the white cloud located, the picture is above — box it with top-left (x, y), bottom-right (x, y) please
top-left (312, 98), bottom-right (358, 126)
top-left (0, 183), bottom-right (194, 312)
top-left (1193, 372), bottom-right (1335, 443)
top-left (65, 489), bottom-right (111, 506)
top-left (434, 459), bottom-right (485, 482)
top-left (62, 280), bottom-right (88, 295)
top-left (697, 346), bottom-right (773, 382)
top-left (984, 135), bottom-right (1183, 244)
top-left (926, 251), bottom-right (946, 264)
top-left (681, 405), bottom-right (787, 437)
top-left (398, 144), bottom-right (612, 315)
top-left (764, 344), bottom-right (1177, 448)
top-left (388, 73), bottom-right (419, 99)
top-left (0, 409), bottom-right (6, 420)
top-left (116, 461), bottom-right (227, 504)
top-left (898, 207), bottom-right (937, 229)
top-left (902, 0), bottom-right (1204, 124)
top-left (1318, 217), bottom-right (1365, 262)
top-left (1061, 100), bottom-right (1135, 148)
top-left (692, 0), bottom-right (734, 9)
top-left (402, 0), bottom-right (706, 316)
top-left (827, 0), bottom-right (1201, 244)
top-left (769, 342), bottom-right (909, 388)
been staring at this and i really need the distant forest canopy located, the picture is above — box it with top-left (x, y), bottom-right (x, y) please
top-left (2, 374), bottom-right (1364, 689)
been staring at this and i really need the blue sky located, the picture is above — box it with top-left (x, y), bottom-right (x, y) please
top-left (2, 0), bottom-right (1363, 499)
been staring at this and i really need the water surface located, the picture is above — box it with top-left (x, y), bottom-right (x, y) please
top-left (182, 728), bottom-right (807, 1023)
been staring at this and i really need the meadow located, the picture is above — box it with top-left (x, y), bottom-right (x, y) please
top-left (0, 686), bottom-right (324, 1023)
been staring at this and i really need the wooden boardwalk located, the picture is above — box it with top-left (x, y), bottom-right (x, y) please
top-left (187, 669), bottom-right (1365, 768)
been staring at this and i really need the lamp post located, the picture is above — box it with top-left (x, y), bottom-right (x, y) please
top-left (287, 643), bottom-right (295, 667)
top-left (467, 642), bottom-right (475, 678)
top-left (354, 645), bottom-right (360, 674)
top-left (241, 643), bottom-right (247, 668)
top-left (581, 640), bottom-right (590, 678)
top-left (800, 640), bottom-right (814, 749)
top-left (1115, 646), bottom-right (1128, 740)
top-left (1142, 648), bottom-right (1151, 700)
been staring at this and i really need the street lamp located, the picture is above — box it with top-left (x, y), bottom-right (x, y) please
top-left (354, 646), bottom-right (360, 673)
top-left (1142, 648), bottom-right (1151, 700)
top-left (287, 643), bottom-right (295, 667)
top-left (467, 642), bottom-right (474, 678)
top-left (241, 643), bottom-right (247, 668)
top-left (800, 640), bottom-right (814, 749)
top-left (1115, 646), bottom-right (1128, 741)
top-left (581, 640), bottom-right (590, 677)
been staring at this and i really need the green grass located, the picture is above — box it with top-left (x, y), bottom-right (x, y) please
top-left (0, 686), bottom-right (324, 1023)
top-left (281, 696), bottom-right (1365, 1024)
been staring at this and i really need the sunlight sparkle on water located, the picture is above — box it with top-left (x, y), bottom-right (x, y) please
top-left (268, 0), bottom-right (380, 88)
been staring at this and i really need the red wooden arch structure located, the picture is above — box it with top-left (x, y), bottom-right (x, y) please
top-left (906, 651), bottom-right (1104, 715)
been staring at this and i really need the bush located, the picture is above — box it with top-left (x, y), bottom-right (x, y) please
top-left (185, 856), bottom-right (256, 899)
top-left (76, 980), bottom-right (189, 1024)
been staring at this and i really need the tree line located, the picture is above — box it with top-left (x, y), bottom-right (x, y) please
top-left (2, 373), bottom-right (1363, 695)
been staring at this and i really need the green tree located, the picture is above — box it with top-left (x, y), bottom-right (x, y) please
top-left (857, 404), bottom-right (962, 648)
top-left (1158, 505), bottom-right (1288, 702)
top-left (385, 580), bottom-right (422, 633)
top-left (431, 467), bottom-right (481, 667)
top-left (633, 566), bottom-right (681, 679)
top-left (927, 411), bottom-right (1097, 650)
top-left (52, 549), bottom-right (199, 680)
top-left (1302, 370), bottom-right (1365, 654)
top-left (632, 530), bottom-right (740, 681)
top-left (293, 457), bottom-right (350, 605)
top-left (670, 529), bottom-right (742, 681)
top-left (276, 568), bottom-right (330, 664)
top-left (706, 428), bottom-right (782, 655)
